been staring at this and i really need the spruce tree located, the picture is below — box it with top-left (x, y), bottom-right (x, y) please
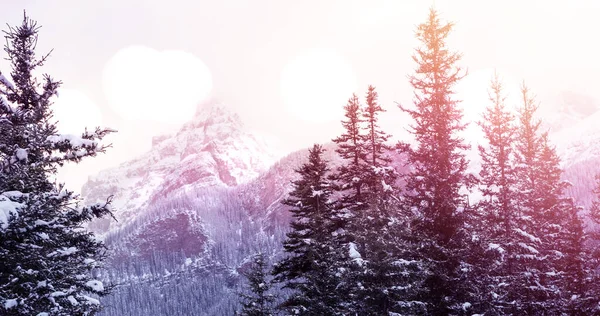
top-left (589, 174), bottom-right (600, 252)
top-left (584, 175), bottom-right (600, 313)
top-left (476, 72), bottom-right (521, 314)
top-left (511, 85), bottom-right (559, 314)
top-left (536, 135), bottom-right (595, 314)
top-left (361, 85), bottom-right (397, 203)
top-left (589, 175), bottom-right (600, 246)
top-left (339, 85), bottom-right (420, 314)
top-left (329, 93), bottom-right (368, 313)
top-left (239, 253), bottom-right (276, 316)
top-left (398, 8), bottom-right (480, 314)
top-left (272, 144), bottom-right (344, 315)
top-left (332, 93), bottom-right (368, 207)
top-left (0, 14), bottom-right (114, 315)
top-left (557, 196), bottom-right (596, 314)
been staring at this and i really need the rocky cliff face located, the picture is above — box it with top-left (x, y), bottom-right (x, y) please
top-left (82, 99), bottom-right (276, 233)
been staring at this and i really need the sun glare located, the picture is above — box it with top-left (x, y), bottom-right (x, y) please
top-left (102, 46), bottom-right (213, 125)
top-left (457, 68), bottom-right (521, 124)
top-left (52, 89), bottom-right (103, 135)
top-left (280, 48), bottom-right (357, 123)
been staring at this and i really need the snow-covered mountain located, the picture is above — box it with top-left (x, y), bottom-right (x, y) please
top-left (542, 91), bottom-right (600, 134)
top-left (551, 101), bottom-right (600, 208)
top-left (82, 99), bottom-right (276, 233)
top-left (81, 99), bottom-right (302, 315)
top-left (96, 146), bottom-right (318, 316)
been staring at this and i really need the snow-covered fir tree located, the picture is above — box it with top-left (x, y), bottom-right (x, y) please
top-left (336, 85), bottom-right (420, 314)
top-left (510, 84), bottom-right (561, 314)
top-left (272, 144), bottom-right (345, 315)
top-left (398, 8), bottom-right (482, 315)
top-left (238, 253), bottom-right (276, 316)
top-left (329, 94), bottom-right (368, 312)
top-left (588, 175), bottom-right (600, 256)
top-left (0, 14), bottom-right (114, 316)
top-left (476, 72), bottom-right (521, 314)
top-left (332, 93), bottom-right (368, 206)
top-left (477, 78), bottom-right (597, 315)
top-left (584, 175), bottom-right (600, 313)
top-left (556, 192), bottom-right (596, 314)
top-left (361, 85), bottom-right (397, 203)
top-left (534, 134), bottom-right (596, 314)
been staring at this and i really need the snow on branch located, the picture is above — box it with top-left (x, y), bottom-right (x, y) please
top-left (0, 191), bottom-right (24, 230)
top-left (0, 72), bottom-right (14, 90)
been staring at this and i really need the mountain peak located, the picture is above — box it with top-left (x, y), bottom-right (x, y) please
top-left (194, 97), bottom-right (239, 119)
top-left (82, 100), bottom-right (276, 232)
top-left (179, 98), bottom-right (244, 135)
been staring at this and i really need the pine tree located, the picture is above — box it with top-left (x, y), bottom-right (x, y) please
top-left (557, 196), bottom-right (596, 314)
top-left (339, 85), bottom-right (421, 314)
top-left (329, 94), bottom-right (368, 313)
top-left (510, 84), bottom-right (560, 314)
top-left (476, 72), bottom-right (521, 314)
top-left (361, 85), bottom-right (397, 206)
top-left (398, 8), bottom-right (481, 314)
top-left (363, 86), bottom-right (393, 173)
top-left (0, 14), bottom-right (114, 315)
top-left (536, 136), bottom-right (596, 314)
top-left (332, 93), bottom-right (368, 207)
top-left (239, 253), bottom-right (276, 316)
top-left (589, 174), bottom-right (600, 251)
top-left (272, 144), bottom-right (344, 315)
top-left (584, 175), bottom-right (600, 313)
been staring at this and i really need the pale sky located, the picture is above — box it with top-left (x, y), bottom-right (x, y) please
top-left (1, 0), bottom-right (599, 191)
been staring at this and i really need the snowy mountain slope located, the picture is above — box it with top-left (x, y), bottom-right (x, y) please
top-left (236, 142), bottom-right (343, 230)
top-left (81, 99), bottom-right (276, 233)
top-left (541, 91), bottom-right (600, 134)
top-left (552, 107), bottom-right (600, 209)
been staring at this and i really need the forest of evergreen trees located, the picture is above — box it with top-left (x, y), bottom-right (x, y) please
top-left (239, 9), bottom-right (600, 316)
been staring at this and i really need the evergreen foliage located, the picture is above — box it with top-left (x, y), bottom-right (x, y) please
top-left (272, 144), bottom-right (345, 315)
top-left (398, 8), bottom-right (481, 315)
top-left (0, 14), bottom-right (114, 316)
top-left (238, 253), bottom-right (276, 316)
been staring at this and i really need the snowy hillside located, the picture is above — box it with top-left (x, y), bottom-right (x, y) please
top-left (552, 104), bottom-right (600, 208)
top-left (80, 102), bottom-right (318, 315)
top-left (541, 91), bottom-right (600, 134)
top-left (97, 147), bottom-right (321, 315)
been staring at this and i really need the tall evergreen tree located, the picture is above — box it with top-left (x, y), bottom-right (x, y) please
top-left (338, 85), bottom-right (421, 314)
top-left (475, 72), bottom-right (525, 314)
top-left (510, 84), bottom-right (560, 314)
top-left (238, 253), bottom-right (276, 316)
top-left (535, 135), bottom-right (596, 314)
top-left (362, 85), bottom-right (397, 202)
top-left (329, 94), bottom-right (368, 313)
top-left (398, 8), bottom-right (480, 314)
top-left (332, 94), bottom-right (368, 207)
top-left (272, 144), bottom-right (344, 315)
top-left (0, 14), bottom-right (114, 315)
top-left (363, 86), bottom-right (391, 167)
top-left (557, 196), bottom-right (596, 314)
top-left (584, 175), bottom-right (600, 313)
top-left (589, 174), bottom-right (600, 252)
